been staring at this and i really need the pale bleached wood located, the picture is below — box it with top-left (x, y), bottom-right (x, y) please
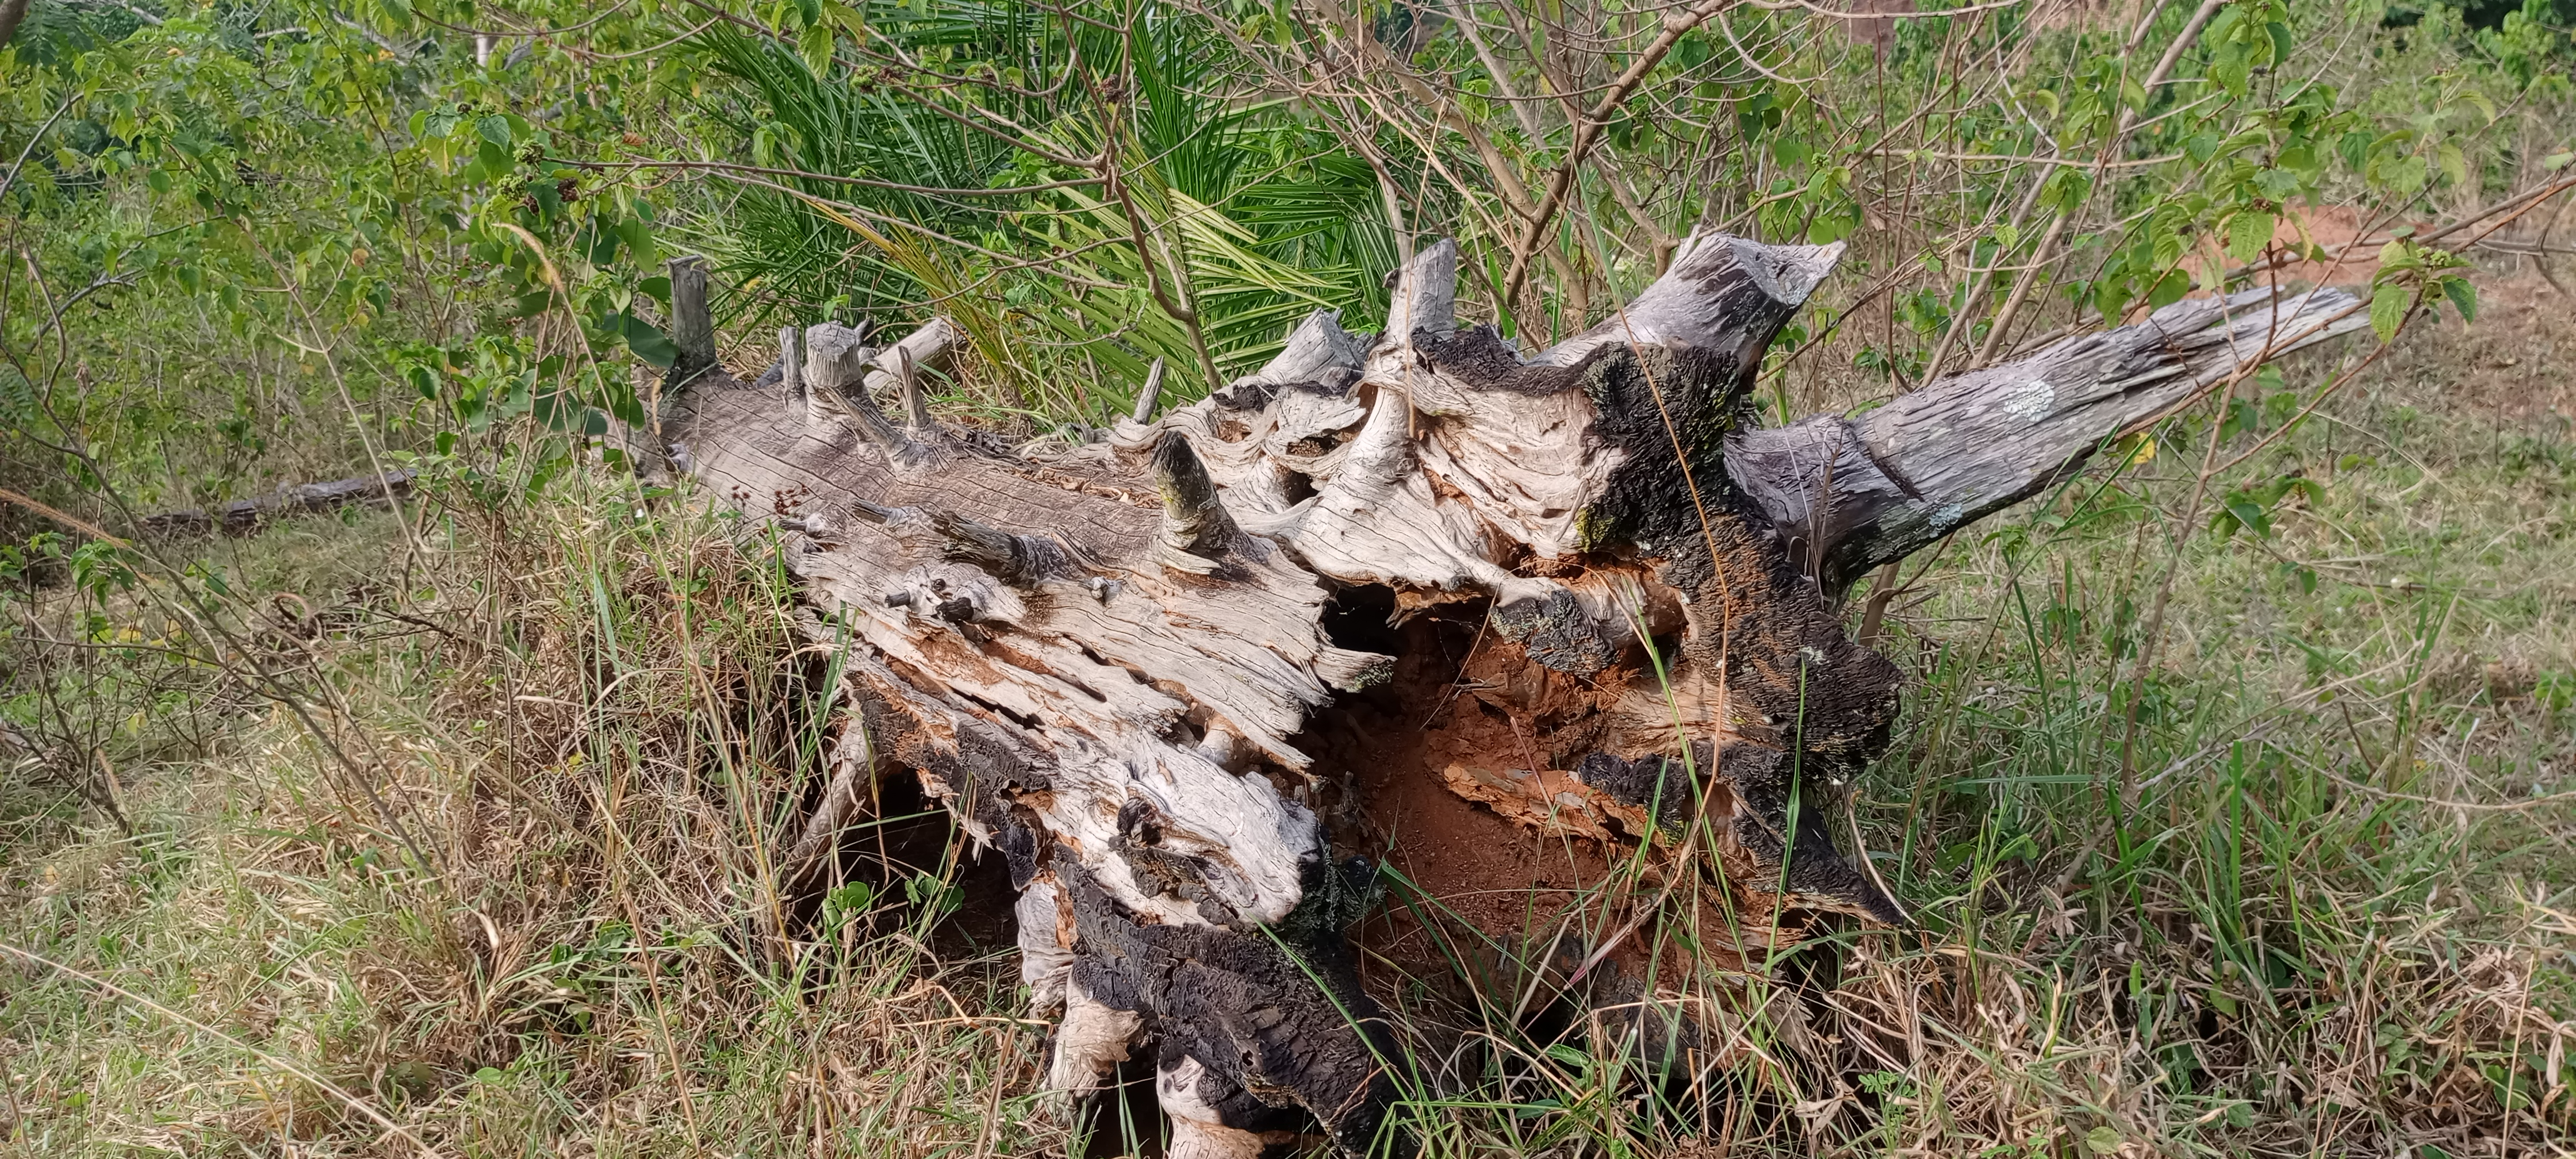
top-left (1130, 356), bottom-right (1167, 423)
top-left (1724, 286), bottom-right (2366, 594)
top-left (680, 373), bottom-right (1340, 928)
top-left (666, 233), bottom-right (2359, 1152)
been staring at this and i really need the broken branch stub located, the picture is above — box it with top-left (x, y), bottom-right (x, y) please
top-left (662, 235), bottom-right (2355, 1152)
top-left (1725, 285), bottom-right (2366, 594)
top-left (663, 255), bottom-right (718, 394)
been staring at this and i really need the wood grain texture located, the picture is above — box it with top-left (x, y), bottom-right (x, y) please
top-left (666, 235), bottom-right (2356, 1152)
top-left (1726, 286), bottom-right (2365, 594)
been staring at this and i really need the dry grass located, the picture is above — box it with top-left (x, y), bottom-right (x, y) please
top-left (3, 272), bottom-right (2573, 1157)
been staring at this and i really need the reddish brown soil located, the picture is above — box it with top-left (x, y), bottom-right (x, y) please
top-left (1304, 598), bottom-right (1681, 1015)
top-left (1311, 609), bottom-right (1582, 960)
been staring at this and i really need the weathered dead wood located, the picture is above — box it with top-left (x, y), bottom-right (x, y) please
top-left (662, 234), bottom-right (2354, 1153)
top-left (139, 470), bottom-right (416, 538)
top-left (664, 255), bottom-right (719, 393)
top-left (1725, 286), bottom-right (2364, 594)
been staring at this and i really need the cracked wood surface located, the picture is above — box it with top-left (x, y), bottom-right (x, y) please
top-left (661, 233), bottom-right (2358, 1153)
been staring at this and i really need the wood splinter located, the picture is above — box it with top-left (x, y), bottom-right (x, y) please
top-left (896, 346), bottom-right (934, 430)
top-left (1131, 356), bottom-right (1166, 424)
top-left (803, 321), bottom-right (939, 471)
top-left (775, 326), bottom-right (804, 405)
top-left (842, 499), bottom-right (1061, 589)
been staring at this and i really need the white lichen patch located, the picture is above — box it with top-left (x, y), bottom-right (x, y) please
top-left (2002, 377), bottom-right (2056, 424)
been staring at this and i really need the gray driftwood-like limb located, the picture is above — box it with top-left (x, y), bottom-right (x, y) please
top-left (140, 471), bottom-right (416, 538)
top-left (896, 347), bottom-right (933, 429)
top-left (775, 326), bottom-right (804, 405)
top-left (754, 318), bottom-right (958, 422)
top-left (1130, 356), bottom-right (1167, 424)
top-left (1724, 286), bottom-right (2366, 594)
top-left (660, 236), bottom-right (2354, 1153)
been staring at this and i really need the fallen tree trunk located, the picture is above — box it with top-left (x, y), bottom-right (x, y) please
top-left (661, 238), bottom-right (2359, 1154)
top-left (139, 471), bottom-right (417, 538)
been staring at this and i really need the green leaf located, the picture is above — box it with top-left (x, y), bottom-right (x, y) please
top-left (799, 22), bottom-right (835, 76)
top-left (616, 218), bottom-right (657, 267)
top-left (2436, 142), bottom-right (2466, 189)
top-left (2226, 212), bottom-right (2275, 263)
top-left (2380, 154), bottom-right (2429, 195)
top-left (2369, 283), bottom-right (2410, 343)
top-left (825, 881), bottom-right (876, 912)
top-left (600, 377), bottom-right (646, 427)
top-left (2042, 168), bottom-right (2091, 214)
top-left (2544, 151), bottom-right (2575, 172)
top-left (619, 313), bottom-right (678, 368)
top-left (2225, 494), bottom-right (2267, 535)
top-left (477, 116), bottom-right (513, 149)
top-left (2148, 268), bottom-right (2191, 308)
top-left (1543, 1044), bottom-right (1590, 1068)
top-left (1806, 207), bottom-right (1856, 245)
top-left (2084, 1126), bottom-right (2123, 1156)
top-left (2213, 53), bottom-right (2252, 95)
top-left (2440, 277), bottom-right (2477, 324)
top-left (2375, 239), bottom-right (2420, 276)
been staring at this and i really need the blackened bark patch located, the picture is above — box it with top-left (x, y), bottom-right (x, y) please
top-left (1575, 747), bottom-right (1705, 834)
top-left (1718, 746), bottom-right (1904, 926)
top-left (1063, 864), bottom-right (1397, 1154)
top-left (1490, 586), bottom-right (1625, 675)
top-left (1561, 341), bottom-right (1903, 777)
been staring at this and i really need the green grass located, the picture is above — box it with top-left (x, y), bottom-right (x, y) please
top-left (3, 281), bottom-right (2573, 1157)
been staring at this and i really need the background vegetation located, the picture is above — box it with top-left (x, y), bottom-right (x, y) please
top-left (3, 0), bottom-right (2574, 1154)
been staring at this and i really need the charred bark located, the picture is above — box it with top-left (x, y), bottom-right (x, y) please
top-left (660, 233), bottom-right (2357, 1153)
